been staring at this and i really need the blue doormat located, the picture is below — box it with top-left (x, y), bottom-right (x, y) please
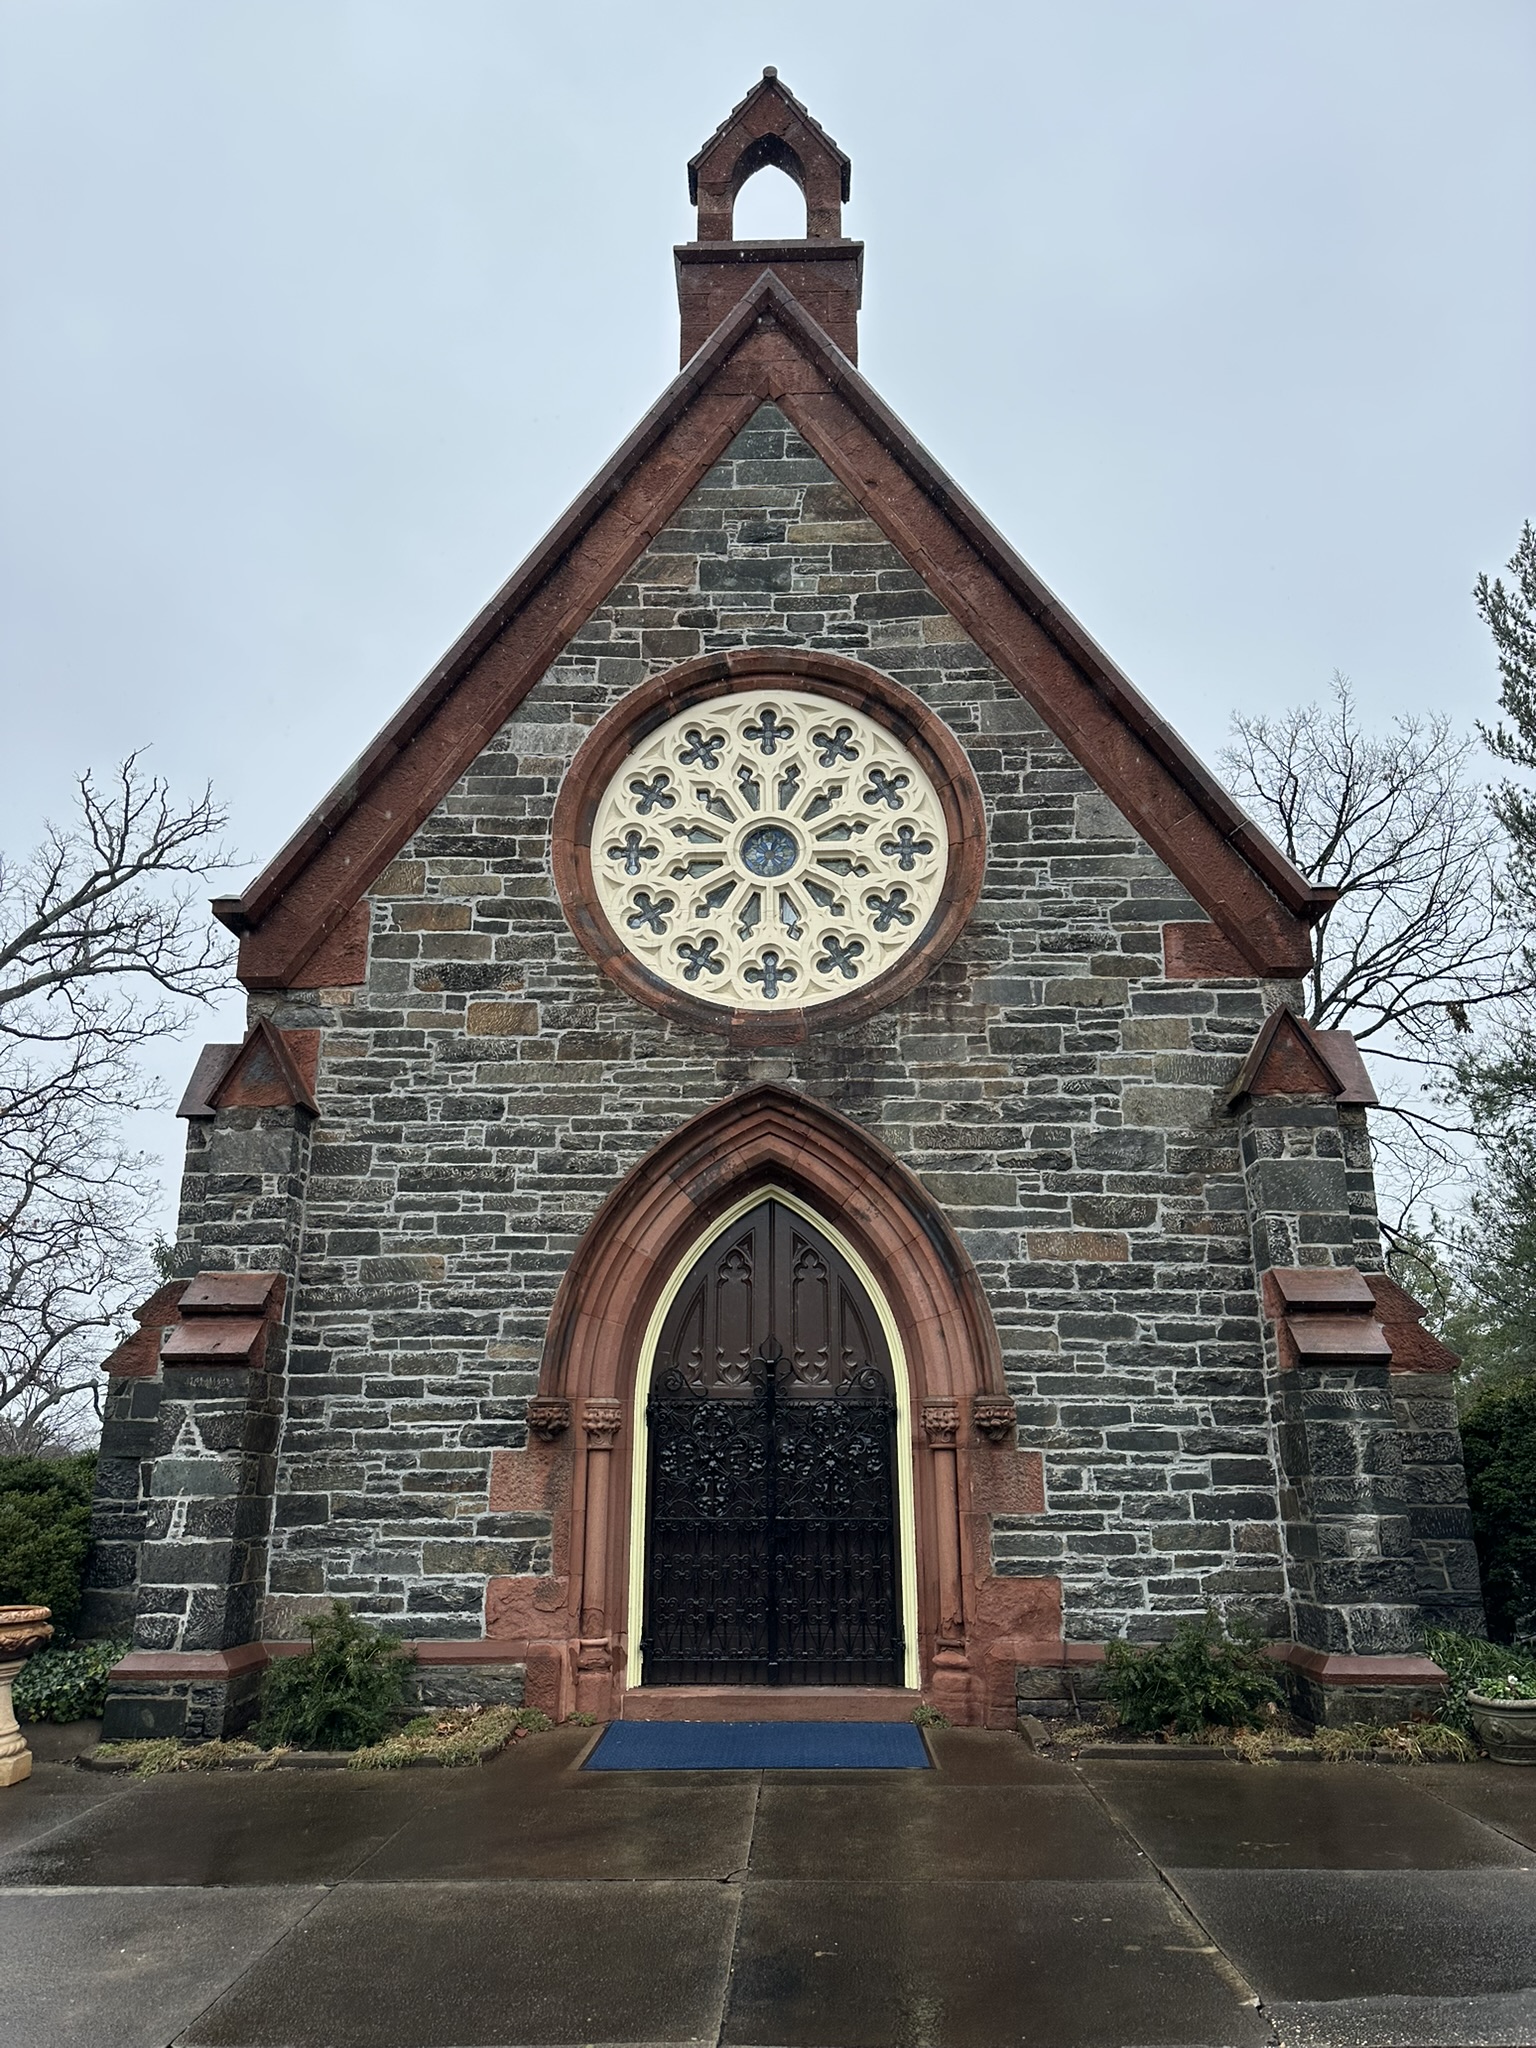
top-left (584, 1720), bottom-right (930, 1770)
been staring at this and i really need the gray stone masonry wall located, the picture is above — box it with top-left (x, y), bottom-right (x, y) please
top-left (79, 1374), bottom-right (162, 1643)
top-left (1237, 1091), bottom-right (1423, 1659)
top-left (123, 1101), bottom-right (312, 1669)
top-left (247, 402), bottom-right (1322, 1651)
top-left (1393, 1373), bottom-right (1486, 1636)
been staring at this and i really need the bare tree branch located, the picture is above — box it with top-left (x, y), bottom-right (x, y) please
top-left (0, 757), bottom-right (234, 1448)
top-left (1221, 675), bottom-right (1533, 1228)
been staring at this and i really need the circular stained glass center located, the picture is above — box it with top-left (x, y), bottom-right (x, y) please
top-left (741, 823), bottom-right (799, 878)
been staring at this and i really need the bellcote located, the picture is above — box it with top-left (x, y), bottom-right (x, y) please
top-left (675, 69), bottom-right (864, 366)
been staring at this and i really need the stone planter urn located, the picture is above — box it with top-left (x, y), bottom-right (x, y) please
top-left (0, 1605), bottom-right (54, 1787)
top-left (1467, 1690), bottom-right (1536, 1766)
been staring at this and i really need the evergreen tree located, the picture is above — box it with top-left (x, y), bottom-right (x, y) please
top-left (1478, 521), bottom-right (1536, 863)
top-left (1451, 523), bottom-right (1536, 1405)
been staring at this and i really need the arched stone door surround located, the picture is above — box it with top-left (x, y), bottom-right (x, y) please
top-left (486, 1085), bottom-right (1058, 1724)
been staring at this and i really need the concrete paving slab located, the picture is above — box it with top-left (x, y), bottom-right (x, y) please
top-left (1167, 1867), bottom-right (1536, 2003)
top-left (22, 1719), bottom-right (103, 1762)
top-left (0, 1760), bottom-right (128, 1856)
top-left (0, 1884), bottom-right (322, 2048)
top-left (1416, 1763), bottom-right (1536, 1851)
top-left (923, 1728), bottom-right (1078, 1784)
top-left (721, 1878), bottom-right (1270, 2048)
top-left (1268, 1987), bottom-right (1536, 2047)
top-left (183, 1879), bottom-right (740, 2047)
top-left (749, 1780), bottom-right (1148, 1881)
top-left (491, 1725), bottom-right (600, 1774)
top-left (1085, 1758), bottom-right (1530, 1868)
top-left (0, 1768), bottom-right (446, 1887)
top-left (357, 1768), bottom-right (759, 1881)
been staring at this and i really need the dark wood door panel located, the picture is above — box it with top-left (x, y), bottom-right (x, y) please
top-left (643, 1199), bottom-right (901, 1686)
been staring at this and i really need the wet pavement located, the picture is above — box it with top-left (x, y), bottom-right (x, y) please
top-left (1, 1727), bottom-right (1534, 2047)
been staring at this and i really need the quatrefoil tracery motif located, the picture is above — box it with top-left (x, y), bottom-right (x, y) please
top-left (589, 691), bottom-right (949, 1010)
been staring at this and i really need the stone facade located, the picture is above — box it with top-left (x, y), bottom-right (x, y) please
top-left (85, 76), bottom-right (1484, 1735)
top-left (242, 406), bottom-right (1292, 1648)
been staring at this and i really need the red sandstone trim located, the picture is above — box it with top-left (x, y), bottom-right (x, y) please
top-left (550, 651), bottom-right (987, 1042)
top-left (1007, 1641), bottom-right (1447, 1687)
top-left (110, 1644), bottom-right (272, 1681)
top-left (1369, 1274), bottom-right (1460, 1375)
top-left (623, 1686), bottom-right (917, 1722)
top-left (1162, 922), bottom-right (1254, 980)
top-left (215, 274), bottom-right (1324, 990)
top-left (208, 1021), bottom-right (319, 1115)
top-left (1269, 1646), bottom-right (1447, 1685)
top-left (98, 1281), bottom-right (188, 1378)
top-left (111, 1639), bottom-right (535, 1682)
top-left (688, 71), bottom-right (851, 241)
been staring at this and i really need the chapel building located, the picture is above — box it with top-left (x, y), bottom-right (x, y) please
top-left (87, 75), bottom-right (1483, 1739)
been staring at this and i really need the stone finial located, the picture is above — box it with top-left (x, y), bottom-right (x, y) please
top-left (1227, 1006), bottom-right (1378, 1109)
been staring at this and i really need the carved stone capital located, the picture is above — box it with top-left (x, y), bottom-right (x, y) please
top-left (526, 1397), bottom-right (571, 1441)
top-left (922, 1398), bottom-right (961, 1449)
top-left (972, 1396), bottom-right (1017, 1444)
top-left (582, 1398), bottom-right (623, 1447)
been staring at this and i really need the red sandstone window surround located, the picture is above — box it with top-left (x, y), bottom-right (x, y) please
top-left (550, 649), bottom-right (987, 1045)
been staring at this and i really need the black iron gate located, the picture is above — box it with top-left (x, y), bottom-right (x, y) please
top-left (641, 1200), bottom-right (902, 1687)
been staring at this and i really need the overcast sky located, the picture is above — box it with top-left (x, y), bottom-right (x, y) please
top-left (3, 0), bottom-right (1532, 1229)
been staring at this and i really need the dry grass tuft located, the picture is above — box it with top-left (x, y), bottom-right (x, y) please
top-left (346, 1704), bottom-right (552, 1771)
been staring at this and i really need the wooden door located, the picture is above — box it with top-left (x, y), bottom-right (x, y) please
top-left (642, 1199), bottom-right (902, 1686)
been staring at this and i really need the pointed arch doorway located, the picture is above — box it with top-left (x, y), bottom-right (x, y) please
top-left (625, 1185), bottom-right (920, 1693)
top-left (499, 1086), bottom-right (1057, 1725)
top-left (638, 1194), bottom-right (909, 1689)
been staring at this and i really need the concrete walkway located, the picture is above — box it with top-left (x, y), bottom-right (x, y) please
top-left (3, 1727), bottom-right (1536, 2048)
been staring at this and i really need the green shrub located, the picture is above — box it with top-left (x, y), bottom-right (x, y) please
top-left (1468, 1673), bottom-right (1536, 1702)
top-left (1103, 1613), bottom-right (1284, 1736)
top-left (13, 1637), bottom-right (128, 1724)
top-left (254, 1603), bottom-right (414, 1751)
top-left (1461, 1376), bottom-right (1536, 1644)
top-left (1426, 1626), bottom-right (1536, 1730)
top-left (0, 1454), bottom-right (96, 1639)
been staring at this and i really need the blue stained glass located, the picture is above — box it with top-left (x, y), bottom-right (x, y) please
top-left (740, 824), bottom-right (799, 878)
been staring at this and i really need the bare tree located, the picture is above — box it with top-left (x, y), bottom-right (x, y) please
top-left (1221, 676), bottom-right (1533, 1225)
top-left (0, 759), bottom-right (232, 1449)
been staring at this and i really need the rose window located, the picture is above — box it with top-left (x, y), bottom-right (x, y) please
top-left (587, 691), bottom-right (950, 1010)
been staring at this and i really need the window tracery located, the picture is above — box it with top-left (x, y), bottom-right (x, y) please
top-left (587, 691), bottom-right (949, 1011)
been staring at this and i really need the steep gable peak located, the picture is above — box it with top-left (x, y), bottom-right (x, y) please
top-left (215, 255), bottom-right (1331, 995)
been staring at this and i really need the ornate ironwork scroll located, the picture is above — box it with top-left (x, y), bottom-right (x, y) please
top-left (642, 1200), bottom-right (901, 1686)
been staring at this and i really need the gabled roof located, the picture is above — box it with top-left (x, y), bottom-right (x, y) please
top-left (214, 272), bottom-right (1330, 990)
